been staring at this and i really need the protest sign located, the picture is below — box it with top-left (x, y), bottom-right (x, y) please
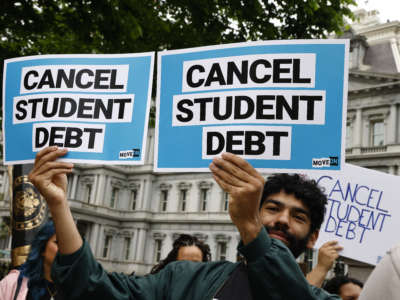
top-left (2, 53), bottom-right (154, 165)
top-left (307, 164), bottom-right (400, 265)
top-left (155, 40), bottom-right (349, 172)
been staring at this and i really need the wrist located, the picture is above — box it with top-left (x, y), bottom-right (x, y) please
top-left (237, 221), bottom-right (263, 245)
top-left (315, 263), bottom-right (332, 273)
top-left (47, 197), bottom-right (69, 214)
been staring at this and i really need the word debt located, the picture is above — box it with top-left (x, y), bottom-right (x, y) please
top-left (13, 93), bottom-right (134, 124)
top-left (202, 126), bottom-right (291, 159)
top-left (20, 64), bottom-right (129, 94)
top-left (33, 123), bottom-right (105, 152)
top-left (182, 53), bottom-right (315, 92)
top-left (172, 90), bottom-right (325, 126)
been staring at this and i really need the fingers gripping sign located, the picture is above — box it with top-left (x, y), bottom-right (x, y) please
top-left (209, 152), bottom-right (265, 244)
top-left (318, 241), bottom-right (343, 271)
top-left (28, 146), bottom-right (74, 209)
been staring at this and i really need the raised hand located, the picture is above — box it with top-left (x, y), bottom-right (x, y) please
top-left (28, 146), bottom-right (73, 208)
top-left (209, 152), bottom-right (265, 244)
top-left (29, 146), bottom-right (82, 254)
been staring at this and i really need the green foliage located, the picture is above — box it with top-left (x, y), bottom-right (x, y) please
top-left (0, 0), bottom-right (355, 125)
top-left (0, 0), bottom-right (355, 57)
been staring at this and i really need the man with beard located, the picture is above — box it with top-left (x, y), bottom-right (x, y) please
top-left (28, 147), bottom-right (339, 300)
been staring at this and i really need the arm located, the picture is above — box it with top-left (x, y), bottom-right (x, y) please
top-left (306, 241), bottom-right (343, 287)
top-left (209, 152), bottom-right (264, 245)
top-left (28, 146), bottom-right (81, 254)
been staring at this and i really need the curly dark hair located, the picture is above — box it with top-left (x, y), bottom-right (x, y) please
top-left (260, 173), bottom-right (327, 233)
top-left (150, 234), bottom-right (211, 274)
top-left (323, 275), bottom-right (363, 295)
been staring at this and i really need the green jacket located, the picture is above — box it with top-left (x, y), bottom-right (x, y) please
top-left (51, 228), bottom-right (339, 300)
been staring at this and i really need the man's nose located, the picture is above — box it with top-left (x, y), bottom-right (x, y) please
top-left (275, 209), bottom-right (290, 226)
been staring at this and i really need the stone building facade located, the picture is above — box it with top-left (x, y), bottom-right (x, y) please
top-left (1, 9), bottom-right (400, 279)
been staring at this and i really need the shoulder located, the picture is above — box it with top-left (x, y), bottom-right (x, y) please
top-left (0, 269), bottom-right (20, 285)
top-left (0, 269), bottom-right (28, 298)
top-left (389, 243), bottom-right (400, 274)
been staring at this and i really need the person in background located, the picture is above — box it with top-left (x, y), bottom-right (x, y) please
top-left (358, 243), bottom-right (400, 300)
top-left (150, 234), bottom-right (211, 274)
top-left (323, 275), bottom-right (363, 300)
top-left (0, 220), bottom-right (63, 300)
top-left (307, 240), bottom-right (343, 287)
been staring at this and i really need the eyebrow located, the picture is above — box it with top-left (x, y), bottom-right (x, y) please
top-left (264, 199), bottom-right (311, 218)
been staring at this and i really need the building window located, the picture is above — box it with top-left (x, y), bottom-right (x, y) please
top-left (131, 190), bottom-right (137, 210)
top-left (102, 235), bottom-right (112, 258)
top-left (222, 192), bottom-right (229, 212)
top-left (371, 121), bottom-right (384, 146)
top-left (346, 123), bottom-right (352, 148)
top-left (154, 239), bottom-right (163, 262)
top-left (124, 237), bottom-right (131, 260)
top-left (160, 190), bottom-right (168, 212)
top-left (200, 188), bottom-right (208, 211)
top-left (84, 184), bottom-right (92, 203)
top-left (180, 189), bottom-right (187, 212)
top-left (217, 242), bottom-right (227, 261)
top-left (110, 187), bottom-right (119, 208)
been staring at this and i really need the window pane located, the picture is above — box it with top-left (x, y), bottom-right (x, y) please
top-left (372, 122), bottom-right (384, 146)
top-left (346, 124), bottom-right (352, 148)
top-left (180, 190), bottom-right (187, 211)
top-left (103, 235), bottom-right (112, 258)
top-left (131, 190), bottom-right (137, 210)
top-left (124, 237), bottom-right (131, 260)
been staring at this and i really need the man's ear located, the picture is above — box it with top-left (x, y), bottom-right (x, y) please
top-left (306, 230), bottom-right (319, 249)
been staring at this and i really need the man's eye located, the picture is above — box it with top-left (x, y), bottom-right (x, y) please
top-left (266, 206), bottom-right (279, 212)
top-left (294, 215), bottom-right (307, 222)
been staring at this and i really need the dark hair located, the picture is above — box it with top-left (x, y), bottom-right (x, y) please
top-left (150, 234), bottom-right (211, 274)
top-left (323, 275), bottom-right (364, 295)
top-left (18, 220), bottom-right (55, 300)
top-left (260, 173), bottom-right (327, 233)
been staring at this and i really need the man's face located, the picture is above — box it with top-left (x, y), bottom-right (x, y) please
top-left (339, 282), bottom-right (362, 300)
top-left (260, 190), bottom-right (318, 258)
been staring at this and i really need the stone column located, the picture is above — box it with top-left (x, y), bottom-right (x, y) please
top-left (71, 174), bottom-right (78, 200)
top-left (354, 108), bottom-right (362, 148)
top-left (388, 104), bottom-right (397, 145)
top-left (135, 228), bottom-right (146, 261)
top-left (89, 223), bottom-right (100, 252)
top-left (388, 165), bottom-right (396, 175)
top-left (132, 228), bottom-right (139, 261)
top-left (94, 174), bottom-right (105, 205)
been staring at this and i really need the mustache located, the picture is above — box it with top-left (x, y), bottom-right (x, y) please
top-left (265, 224), bottom-right (297, 244)
top-left (265, 223), bottom-right (311, 258)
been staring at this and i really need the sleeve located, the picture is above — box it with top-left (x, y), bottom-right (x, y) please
top-left (51, 241), bottom-right (169, 300)
top-left (359, 244), bottom-right (400, 300)
top-left (237, 227), bottom-right (340, 300)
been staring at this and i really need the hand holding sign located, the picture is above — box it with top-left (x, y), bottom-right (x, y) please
top-left (28, 146), bottom-right (83, 255)
top-left (317, 240), bottom-right (343, 271)
top-left (28, 146), bottom-right (73, 208)
top-left (306, 240), bottom-right (343, 287)
top-left (209, 152), bottom-right (264, 245)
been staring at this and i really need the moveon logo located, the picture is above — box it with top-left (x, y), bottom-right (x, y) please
top-left (312, 156), bottom-right (338, 168)
top-left (119, 148), bottom-right (140, 159)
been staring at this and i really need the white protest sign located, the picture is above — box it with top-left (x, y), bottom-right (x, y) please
top-left (2, 53), bottom-right (154, 165)
top-left (155, 40), bottom-right (349, 172)
top-left (307, 164), bottom-right (400, 265)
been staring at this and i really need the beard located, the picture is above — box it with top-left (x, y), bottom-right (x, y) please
top-left (265, 223), bottom-right (312, 258)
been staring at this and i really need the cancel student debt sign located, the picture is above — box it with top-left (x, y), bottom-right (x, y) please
top-left (307, 164), bottom-right (400, 265)
top-left (155, 40), bottom-right (349, 172)
top-left (2, 53), bottom-right (154, 165)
